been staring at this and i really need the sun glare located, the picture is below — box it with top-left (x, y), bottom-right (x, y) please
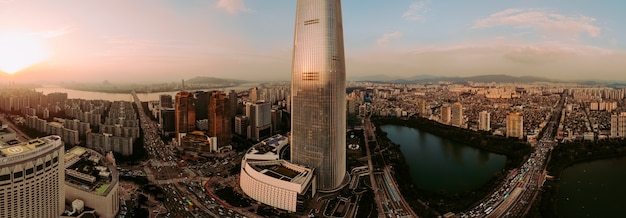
top-left (0, 33), bottom-right (50, 74)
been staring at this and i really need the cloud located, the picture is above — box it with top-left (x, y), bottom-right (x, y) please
top-left (473, 9), bottom-right (601, 38)
top-left (29, 27), bottom-right (72, 39)
top-left (216, 0), bottom-right (251, 15)
top-left (377, 31), bottom-right (403, 46)
top-left (403, 0), bottom-right (430, 21)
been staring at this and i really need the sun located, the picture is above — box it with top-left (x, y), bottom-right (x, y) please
top-left (0, 33), bottom-right (50, 74)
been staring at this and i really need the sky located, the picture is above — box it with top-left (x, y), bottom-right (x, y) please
top-left (1, 0), bottom-right (625, 83)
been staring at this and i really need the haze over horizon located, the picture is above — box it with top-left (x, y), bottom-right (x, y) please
top-left (1, 0), bottom-right (625, 83)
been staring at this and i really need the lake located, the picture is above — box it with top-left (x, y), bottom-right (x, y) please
top-left (380, 124), bottom-right (506, 193)
top-left (556, 157), bottom-right (626, 217)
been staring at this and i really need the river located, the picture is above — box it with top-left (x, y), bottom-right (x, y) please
top-left (34, 83), bottom-right (260, 102)
top-left (556, 157), bottom-right (626, 217)
top-left (379, 125), bottom-right (506, 194)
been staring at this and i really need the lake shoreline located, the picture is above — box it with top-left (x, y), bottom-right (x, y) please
top-left (534, 139), bottom-right (626, 217)
top-left (371, 116), bottom-right (531, 215)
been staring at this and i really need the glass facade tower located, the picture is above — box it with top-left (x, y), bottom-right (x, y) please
top-left (290, 0), bottom-right (346, 191)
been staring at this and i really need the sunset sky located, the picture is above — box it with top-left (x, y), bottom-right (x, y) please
top-left (1, 0), bottom-right (625, 83)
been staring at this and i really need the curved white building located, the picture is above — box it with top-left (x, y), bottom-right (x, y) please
top-left (240, 135), bottom-right (314, 212)
top-left (0, 135), bottom-right (65, 218)
top-left (63, 146), bottom-right (119, 218)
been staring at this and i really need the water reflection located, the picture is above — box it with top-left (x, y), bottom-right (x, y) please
top-left (380, 125), bottom-right (506, 193)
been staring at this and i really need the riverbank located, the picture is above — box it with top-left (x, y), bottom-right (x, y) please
top-left (533, 139), bottom-right (626, 217)
top-left (371, 116), bottom-right (532, 214)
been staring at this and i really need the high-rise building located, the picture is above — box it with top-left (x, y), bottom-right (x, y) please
top-left (234, 115), bottom-right (249, 137)
top-left (478, 110), bottom-right (491, 131)
top-left (290, 0), bottom-right (347, 191)
top-left (175, 91), bottom-right (196, 140)
top-left (159, 94), bottom-right (173, 108)
top-left (194, 91), bottom-right (209, 121)
top-left (249, 87), bottom-right (259, 103)
top-left (0, 136), bottom-right (65, 218)
top-left (208, 91), bottom-right (231, 147)
top-left (160, 108), bottom-right (176, 136)
top-left (229, 90), bottom-right (238, 118)
top-left (246, 101), bottom-right (272, 141)
top-left (611, 112), bottom-right (626, 138)
top-left (451, 102), bottom-right (463, 127)
top-left (441, 105), bottom-right (451, 124)
top-left (506, 112), bottom-right (524, 139)
top-left (417, 99), bottom-right (428, 117)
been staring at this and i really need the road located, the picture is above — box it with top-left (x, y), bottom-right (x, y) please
top-left (0, 115), bottom-right (31, 141)
top-left (463, 91), bottom-right (566, 218)
top-left (364, 116), bottom-right (419, 218)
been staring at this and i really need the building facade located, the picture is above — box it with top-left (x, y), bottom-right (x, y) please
top-left (239, 135), bottom-right (314, 212)
top-left (441, 105), bottom-right (451, 124)
top-left (478, 110), bottom-right (491, 131)
top-left (451, 102), bottom-right (463, 127)
top-left (175, 91), bottom-right (196, 140)
top-left (0, 136), bottom-right (65, 218)
top-left (290, 0), bottom-right (347, 191)
top-left (611, 112), bottom-right (626, 138)
top-left (506, 112), bottom-right (524, 139)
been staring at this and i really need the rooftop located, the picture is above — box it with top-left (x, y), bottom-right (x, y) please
top-left (248, 160), bottom-right (312, 185)
top-left (0, 136), bottom-right (61, 158)
top-left (64, 146), bottom-right (118, 196)
top-left (244, 134), bottom-right (288, 159)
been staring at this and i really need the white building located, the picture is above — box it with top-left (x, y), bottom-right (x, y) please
top-left (611, 112), bottom-right (626, 138)
top-left (239, 135), bottom-right (314, 212)
top-left (0, 136), bottom-right (65, 218)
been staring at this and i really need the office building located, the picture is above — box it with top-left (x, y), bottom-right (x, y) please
top-left (175, 91), bottom-right (196, 140)
top-left (159, 94), bottom-right (173, 108)
top-left (0, 136), bottom-right (65, 218)
top-left (235, 115), bottom-right (250, 137)
top-left (160, 108), bottom-right (176, 136)
top-left (208, 91), bottom-right (231, 147)
top-left (290, 0), bottom-right (347, 191)
top-left (246, 101), bottom-right (272, 141)
top-left (478, 111), bottom-right (491, 131)
top-left (194, 91), bottom-right (209, 121)
top-left (506, 112), bottom-right (524, 139)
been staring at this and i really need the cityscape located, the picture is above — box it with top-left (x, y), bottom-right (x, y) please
top-left (1, 0), bottom-right (626, 218)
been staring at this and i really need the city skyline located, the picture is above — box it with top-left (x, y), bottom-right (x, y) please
top-left (1, 0), bottom-right (625, 83)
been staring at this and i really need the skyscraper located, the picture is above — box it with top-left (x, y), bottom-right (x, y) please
top-left (290, 0), bottom-right (347, 191)
top-left (175, 91), bottom-right (195, 140)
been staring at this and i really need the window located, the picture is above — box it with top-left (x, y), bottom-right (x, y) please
top-left (13, 171), bottom-right (23, 179)
top-left (26, 168), bottom-right (34, 175)
top-left (304, 19), bottom-right (319, 25)
top-left (0, 174), bottom-right (9, 181)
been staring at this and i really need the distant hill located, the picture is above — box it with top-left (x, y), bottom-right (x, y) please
top-left (351, 74), bottom-right (556, 84)
top-left (185, 76), bottom-right (248, 85)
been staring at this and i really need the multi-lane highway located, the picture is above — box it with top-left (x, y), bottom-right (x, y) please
top-left (463, 91), bottom-right (566, 218)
